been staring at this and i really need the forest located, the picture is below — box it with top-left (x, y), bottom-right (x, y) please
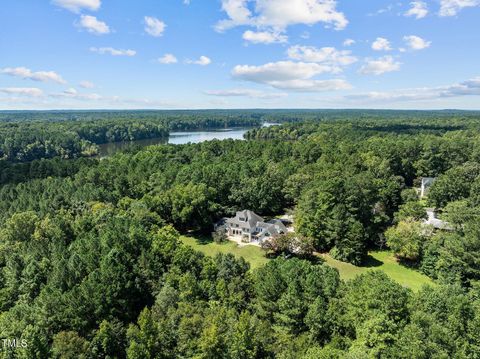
top-left (0, 110), bottom-right (264, 162)
top-left (1, 110), bottom-right (480, 358)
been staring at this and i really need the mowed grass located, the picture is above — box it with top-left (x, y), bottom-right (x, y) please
top-left (320, 251), bottom-right (435, 291)
top-left (180, 236), bottom-right (435, 291)
top-left (180, 235), bottom-right (269, 270)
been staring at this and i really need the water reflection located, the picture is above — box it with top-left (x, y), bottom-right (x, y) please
top-left (97, 123), bottom-right (280, 157)
top-left (97, 127), bottom-right (250, 157)
top-left (168, 127), bottom-right (249, 145)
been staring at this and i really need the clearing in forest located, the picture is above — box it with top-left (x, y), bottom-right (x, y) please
top-left (181, 236), bottom-right (435, 291)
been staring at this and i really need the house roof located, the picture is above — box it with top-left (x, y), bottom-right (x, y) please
top-left (224, 210), bottom-right (288, 236)
top-left (226, 210), bottom-right (287, 240)
top-left (226, 210), bottom-right (264, 230)
top-left (262, 219), bottom-right (288, 236)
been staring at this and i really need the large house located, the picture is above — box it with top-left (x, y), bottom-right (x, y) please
top-left (216, 210), bottom-right (288, 243)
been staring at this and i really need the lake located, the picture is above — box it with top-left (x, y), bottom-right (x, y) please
top-left (169, 127), bottom-right (249, 144)
top-left (96, 127), bottom-right (253, 157)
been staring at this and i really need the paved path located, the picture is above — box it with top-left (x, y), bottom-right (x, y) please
top-left (227, 236), bottom-right (261, 247)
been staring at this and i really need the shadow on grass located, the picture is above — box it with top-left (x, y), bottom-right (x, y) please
top-left (265, 252), bottom-right (323, 264)
top-left (187, 232), bottom-right (234, 246)
top-left (184, 231), bottom-right (214, 245)
top-left (397, 258), bottom-right (421, 269)
top-left (360, 254), bottom-right (383, 268)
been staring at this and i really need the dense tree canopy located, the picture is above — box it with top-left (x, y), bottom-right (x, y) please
top-left (1, 110), bottom-right (480, 357)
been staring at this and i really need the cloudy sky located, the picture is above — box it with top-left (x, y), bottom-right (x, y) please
top-left (0, 0), bottom-right (479, 110)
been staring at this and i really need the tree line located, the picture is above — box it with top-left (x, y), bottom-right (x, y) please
top-left (0, 111), bottom-right (266, 162)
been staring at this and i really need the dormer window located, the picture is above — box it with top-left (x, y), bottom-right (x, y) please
top-left (239, 217), bottom-right (246, 221)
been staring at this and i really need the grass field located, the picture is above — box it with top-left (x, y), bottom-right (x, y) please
top-left (180, 236), bottom-right (269, 270)
top-left (319, 251), bottom-right (435, 291)
top-left (180, 236), bottom-right (435, 291)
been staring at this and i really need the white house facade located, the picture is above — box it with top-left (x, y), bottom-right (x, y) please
top-left (216, 210), bottom-right (288, 244)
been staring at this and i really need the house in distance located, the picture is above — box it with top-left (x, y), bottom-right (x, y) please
top-left (216, 210), bottom-right (287, 244)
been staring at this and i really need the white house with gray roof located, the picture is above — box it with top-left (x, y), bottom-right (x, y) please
top-left (216, 210), bottom-right (288, 243)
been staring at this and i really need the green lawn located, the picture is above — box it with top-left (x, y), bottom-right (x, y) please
top-left (180, 236), bottom-right (269, 270)
top-left (320, 251), bottom-right (435, 291)
top-left (180, 236), bottom-right (434, 291)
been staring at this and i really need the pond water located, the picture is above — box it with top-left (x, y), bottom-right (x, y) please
top-left (97, 127), bottom-right (253, 157)
top-left (169, 127), bottom-right (249, 144)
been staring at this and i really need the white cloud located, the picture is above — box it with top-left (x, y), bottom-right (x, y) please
top-left (233, 61), bottom-right (335, 81)
top-left (52, 0), bottom-right (101, 13)
top-left (287, 45), bottom-right (357, 69)
top-left (300, 31), bottom-right (310, 39)
top-left (217, 0), bottom-right (252, 31)
top-left (1, 67), bottom-right (66, 84)
top-left (242, 30), bottom-right (287, 44)
top-left (63, 88), bottom-right (78, 95)
top-left (144, 16), bottom-right (166, 37)
top-left (205, 88), bottom-right (287, 99)
top-left (90, 47), bottom-right (136, 56)
top-left (51, 88), bottom-right (102, 101)
top-left (403, 35), bottom-right (431, 50)
top-left (345, 77), bottom-right (480, 103)
top-left (158, 54), bottom-right (178, 64)
top-left (446, 77), bottom-right (480, 96)
top-left (79, 80), bottom-right (95, 88)
top-left (186, 56), bottom-right (212, 66)
top-left (216, 0), bottom-right (348, 32)
top-left (77, 15), bottom-right (110, 35)
top-left (232, 60), bottom-right (351, 91)
top-left (405, 1), bottom-right (428, 19)
top-left (0, 87), bottom-right (44, 97)
top-left (368, 4), bottom-right (394, 16)
top-left (268, 79), bottom-right (351, 91)
top-left (0, 89), bottom-right (185, 109)
top-left (371, 37), bottom-right (392, 51)
top-left (63, 87), bottom-right (78, 97)
top-left (359, 56), bottom-right (401, 75)
top-left (343, 38), bottom-right (355, 46)
top-left (439, 0), bottom-right (480, 16)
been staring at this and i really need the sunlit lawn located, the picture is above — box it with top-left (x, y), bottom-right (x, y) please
top-left (180, 235), bottom-right (269, 270)
top-left (180, 235), bottom-right (435, 291)
top-left (320, 251), bottom-right (435, 291)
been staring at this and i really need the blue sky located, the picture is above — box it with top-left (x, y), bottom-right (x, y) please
top-left (0, 0), bottom-right (479, 110)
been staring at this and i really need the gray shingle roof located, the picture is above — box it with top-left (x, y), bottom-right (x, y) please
top-left (225, 210), bottom-right (288, 238)
top-left (226, 210), bottom-right (265, 230)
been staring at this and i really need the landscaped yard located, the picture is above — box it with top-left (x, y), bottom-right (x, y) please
top-left (180, 236), bottom-right (269, 269)
top-left (320, 251), bottom-right (435, 292)
top-left (180, 236), bottom-right (435, 291)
